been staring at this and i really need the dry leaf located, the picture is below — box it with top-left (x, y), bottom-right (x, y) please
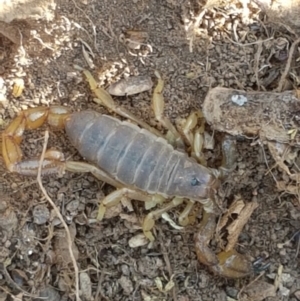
top-left (164, 276), bottom-right (175, 292)
top-left (217, 195), bottom-right (258, 252)
top-left (218, 196), bottom-right (245, 229)
top-left (267, 141), bottom-right (291, 175)
top-left (155, 275), bottom-right (175, 293)
top-left (82, 45), bottom-right (94, 69)
top-left (226, 200), bottom-right (258, 251)
top-left (277, 181), bottom-right (300, 195)
top-left (53, 223), bottom-right (78, 265)
top-left (118, 276), bottom-right (133, 295)
top-left (155, 277), bottom-right (164, 292)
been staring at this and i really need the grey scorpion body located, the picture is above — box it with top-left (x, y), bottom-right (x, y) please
top-left (65, 111), bottom-right (218, 200)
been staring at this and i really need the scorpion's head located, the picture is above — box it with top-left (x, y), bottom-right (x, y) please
top-left (167, 157), bottom-right (220, 202)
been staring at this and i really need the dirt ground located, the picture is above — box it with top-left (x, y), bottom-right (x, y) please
top-left (1, 0), bottom-right (300, 300)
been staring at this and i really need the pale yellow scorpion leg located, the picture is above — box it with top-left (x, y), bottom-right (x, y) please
top-left (93, 186), bottom-right (184, 241)
top-left (83, 70), bottom-right (164, 139)
top-left (151, 73), bottom-right (208, 229)
top-left (178, 200), bottom-right (195, 226)
top-left (143, 197), bottom-right (184, 241)
top-left (152, 71), bottom-right (185, 149)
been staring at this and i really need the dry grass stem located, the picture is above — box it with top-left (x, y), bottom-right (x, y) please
top-left (277, 37), bottom-right (300, 92)
top-left (37, 130), bottom-right (81, 301)
top-left (225, 35), bottom-right (274, 47)
top-left (159, 232), bottom-right (177, 301)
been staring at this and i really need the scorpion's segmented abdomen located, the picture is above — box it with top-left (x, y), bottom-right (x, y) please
top-left (66, 111), bottom-right (214, 198)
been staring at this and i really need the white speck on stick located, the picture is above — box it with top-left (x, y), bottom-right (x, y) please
top-left (231, 94), bottom-right (247, 106)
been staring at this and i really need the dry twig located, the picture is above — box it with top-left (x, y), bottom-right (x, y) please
top-left (37, 130), bottom-right (81, 301)
top-left (277, 37), bottom-right (300, 92)
top-left (159, 231), bottom-right (177, 301)
top-left (0, 258), bottom-right (39, 298)
top-left (254, 40), bottom-right (263, 90)
top-left (225, 35), bottom-right (274, 47)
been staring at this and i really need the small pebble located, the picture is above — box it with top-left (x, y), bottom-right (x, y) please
top-left (107, 75), bottom-right (153, 96)
top-left (33, 205), bottom-right (50, 225)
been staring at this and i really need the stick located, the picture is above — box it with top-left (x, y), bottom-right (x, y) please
top-left (37, 130), bottom-right (81, 301)
top-left (277, 37), bottom-right (300, 92)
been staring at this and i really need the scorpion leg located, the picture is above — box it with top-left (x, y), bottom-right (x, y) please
top-left (178, 200), bottom-right (195, 226)
top-left (180, 110), bottom-right (207, 165)
top-left (83, 70), bottom-right (164, 139)
top-left (164, 111), bottom-right (208, 227)
top-left (143, 197), bottom-right (184, 241)
top-left (194, 136), bottom-right (254, 278)
top-left (97, 191), bottom-right (185, 241)
top-left (94, 186), bottom-right (173, 240)
top-left (66, 162), bottom-right (133, 219)
top-left (179, 111), bottom-right (203, 147)
top-left (152, 71), bottom-right (185, 149)
top-left (67, 161), bottom-right (170, 238)
top-left (95, 189), bottom-right (160, 220)
top-left (96, 188), bottom-right (132, 220)
top-left (66, 161), bottom-right (124, 189)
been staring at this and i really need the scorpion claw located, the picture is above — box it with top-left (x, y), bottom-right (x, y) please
top-left (196, 240), bottom-right (254, 278)
top-left (211, 250), bottom-right (253, 278)
top-left (210, 254), bottom-right (270, 278)
top-left (195, 211), bottom-right (253, 278)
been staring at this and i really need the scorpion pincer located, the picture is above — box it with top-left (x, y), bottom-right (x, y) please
top-left (1, 70), bottom-right (254, 278)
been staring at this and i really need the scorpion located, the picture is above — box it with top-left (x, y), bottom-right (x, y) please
top-left (1, 69), bottom-right (256, 278)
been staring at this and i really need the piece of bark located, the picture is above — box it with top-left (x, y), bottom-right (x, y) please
top-left (202, 87), bottom-right (300, 145)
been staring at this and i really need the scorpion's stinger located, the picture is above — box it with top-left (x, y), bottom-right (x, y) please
top-left (2, 106), bottom-right (71, 175)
